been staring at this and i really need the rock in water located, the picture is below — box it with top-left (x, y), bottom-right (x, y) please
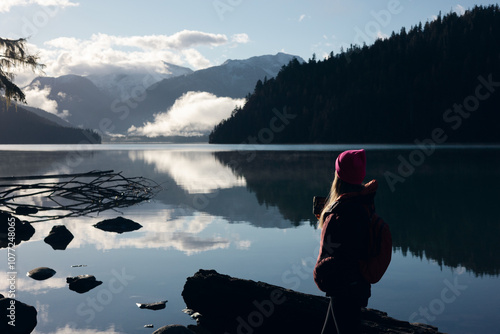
top-left (0, 298), bottom-right (37, 334)
top-left (15, 206), bottom-right (38, 215)
top-left (136, 300), bottom-right (168, 310)
top-left (93, 216), bottom-right (142, 233)
top-left (182, 269), bottom-right (445, 334)
top-left (0, 212), bottom-right (35, 248)
top-left (27, 267), bottom-right (56, 281)
top-left (153, 325), bottom-right (195, 334)
top-left (44, 225), bottom-right (74, 250)
top-left (67, 275), bottom-right (102, 293)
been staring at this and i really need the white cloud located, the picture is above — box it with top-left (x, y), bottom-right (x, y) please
top-left (15, 30), bottom-right (244, 81)
top-left (376, 31), bottom-right (389, 40)
top-left (128, 91), bottom-right (245, 137)
top-left (231, 33), bottom-right (249, 44)
top-left (453, 4), bottom-right (466, 16)
top-left (12, 30), bottom-right (249, 88)
top-left (23, 82), bottom-right (70, 119)
top-left (299, 14), bottom-right (306, 22)
top-left (0, 0), bottom-right (78, 13)
top-left (129, 150), bottom-right (246, 194)
top-left (94, 30), bottom-right (228, 51)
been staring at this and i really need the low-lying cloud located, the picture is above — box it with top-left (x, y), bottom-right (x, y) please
top-left (128, 91), bottom-right (245, 137)
top-left (23, 82), bottom-right (70, 119)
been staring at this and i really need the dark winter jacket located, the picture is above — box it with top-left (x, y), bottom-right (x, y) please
top-left (313, 180), bottom-right (378, 304)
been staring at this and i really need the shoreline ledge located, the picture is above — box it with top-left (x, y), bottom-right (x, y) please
top-left (182, 269), bottom-right (445, 334)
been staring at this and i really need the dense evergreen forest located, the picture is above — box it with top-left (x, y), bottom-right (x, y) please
top-left (210, 5), bottom-right (500, 144)
top-left (0, 104), bottom-right (101, 144)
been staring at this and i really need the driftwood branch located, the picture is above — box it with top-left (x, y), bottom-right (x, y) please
top-left (0, 170), bottom-right (161, 222)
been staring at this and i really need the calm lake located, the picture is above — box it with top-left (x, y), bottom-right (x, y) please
top-left (1, 144), bottom-right (499, 334)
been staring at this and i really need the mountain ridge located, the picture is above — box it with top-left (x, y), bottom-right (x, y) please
top-left (23, 52), bottom-right (304, 136)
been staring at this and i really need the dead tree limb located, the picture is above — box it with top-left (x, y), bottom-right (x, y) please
top-left (0, 170), bottom-right (161, 222)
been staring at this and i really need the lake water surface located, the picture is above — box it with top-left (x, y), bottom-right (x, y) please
top-left (1, 144), bottom-right (499, 334)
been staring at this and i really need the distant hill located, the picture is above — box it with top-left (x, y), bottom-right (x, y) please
top-left (209, 5), bottom-right (500, 144)
top-left (0, 104), bottom-right (101, 144)
top-left (21, 104), bottom-right (73, 127)
top-left (26, 74), bottom-right (115, 131)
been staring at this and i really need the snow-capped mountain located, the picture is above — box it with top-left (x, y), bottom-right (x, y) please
top-left (24, 53), bottom-right (305, 136)
top-left (87, 62), bottom-right (193, 100)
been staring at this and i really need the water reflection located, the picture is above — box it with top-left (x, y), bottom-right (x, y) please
top-left (1, 146), bottom-right (498, 279)
top-left (213, 148), bottom-right (500, 277)
top-left (13, 207), bottom-right (232, 255)
top-left (128, 150), bottom-right (246, 194)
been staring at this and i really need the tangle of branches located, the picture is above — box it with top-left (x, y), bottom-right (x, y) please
top-left (0, 170), bottom-right (161, 222)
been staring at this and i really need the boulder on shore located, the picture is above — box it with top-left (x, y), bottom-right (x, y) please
top-left (182, 269), bottom-right (444, 334)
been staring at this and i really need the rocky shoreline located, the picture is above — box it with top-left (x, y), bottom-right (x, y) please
top-left (0, 267), bottom-right (447, 333)
top-left (181, 269), bottom-right (445, 334)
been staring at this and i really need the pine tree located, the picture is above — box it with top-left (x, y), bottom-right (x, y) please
top-left (0, 37), bottom-right (45, 106)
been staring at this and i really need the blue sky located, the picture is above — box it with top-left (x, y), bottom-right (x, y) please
top-left (1, 0), bottom-right (498, 81)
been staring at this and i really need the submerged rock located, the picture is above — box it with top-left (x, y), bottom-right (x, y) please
top-left (27, 267), bottom-right (56, 281)
top-left (136, 300), bottom-right (168, 310)
top-left (93, 216), bottom-right (142, 234)
top-left (182, 269), bottom-right (445, 334)
top-left (0, 297), bottom-right (37, 334)
top-left (15, 206), bottom-right (39, 215)
top-left (153, 325), bottom-right (195, 334)
top-left (44, 225), bottom-right (74, 250)
top-left (67, 275), bottom-right (102, 293)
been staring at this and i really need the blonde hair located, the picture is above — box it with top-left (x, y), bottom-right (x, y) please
top-left (318, 172), bottom-right (364, 228)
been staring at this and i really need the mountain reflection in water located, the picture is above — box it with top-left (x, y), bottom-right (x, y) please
top-left (213, 148), bottom-right (500, 277)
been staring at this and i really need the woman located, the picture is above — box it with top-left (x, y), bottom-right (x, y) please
top-left (314, 149), bottom-right (378, 334)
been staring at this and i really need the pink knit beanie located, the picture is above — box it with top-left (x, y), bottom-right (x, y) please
top-left (335, 149), bottom-right (366, 185)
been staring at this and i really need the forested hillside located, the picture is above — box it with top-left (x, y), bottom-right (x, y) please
top-left (0, 104), bottom-right (101, 144)
top-left (209, 5), bottom-right (500, 144)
